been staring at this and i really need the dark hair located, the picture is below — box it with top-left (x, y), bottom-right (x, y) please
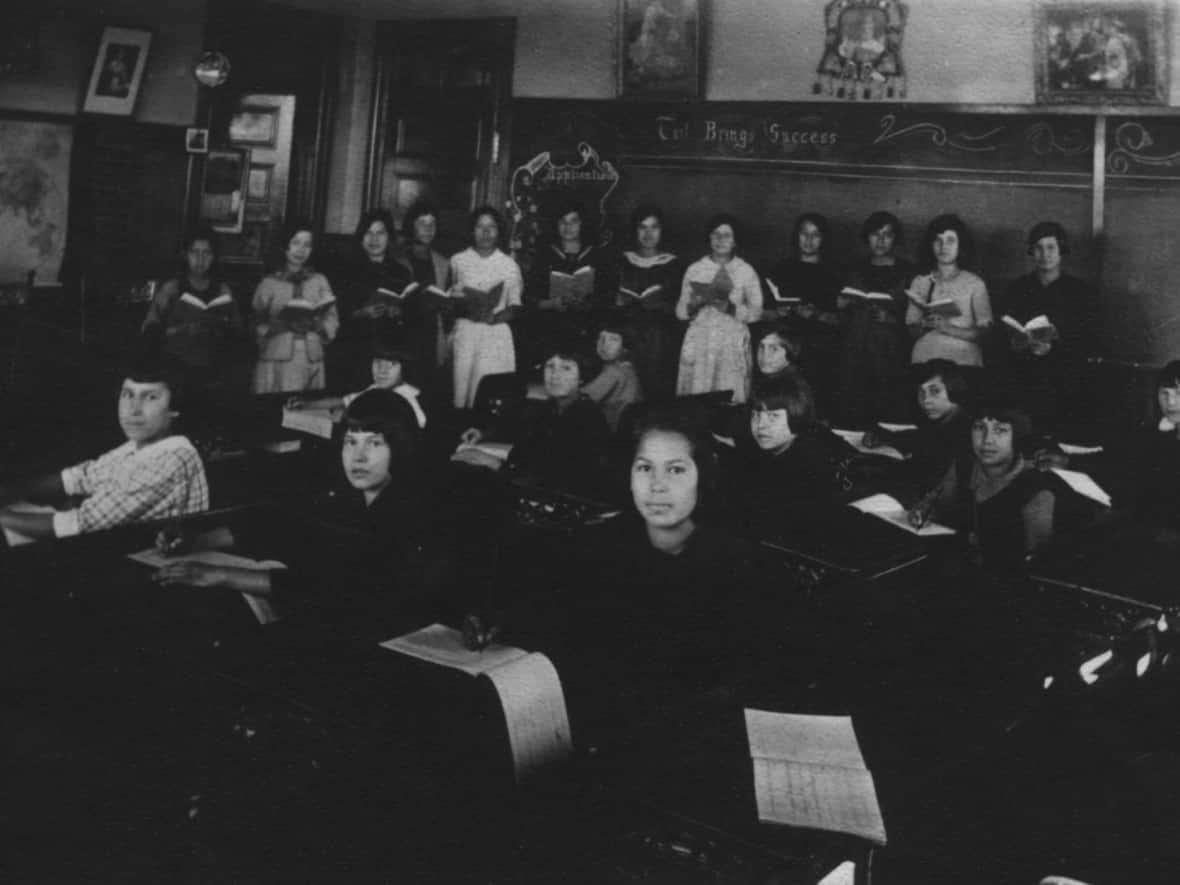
top-left (1156, 360), bottom-right (1180, 391)
top-left (793, 212), bottom-right (830, 255)
top-left (972, 400), bottom-right (1034, 451)
top-left (914, 358), bottom-right (969, 406)
top-left (354, 208), bottom-right (396, 244)
top-left (629, 203), bottom-right (665, 234)
top-left (860, 211), bottom-right (904, 246)
top-left (541, 339), bottom-right (593, 386)
top-left (631, 406), bottom-right (720, 517)
top-left (124, 349), bottom-right (188, 413)
top-left (342, 389), bottom-right (421, 473)
top-left (754, 322), bottom-right (803, 370)
top-left (180, 225), bottom-right (220, 256)
top-left (370, 325), bottom-right (414, 374)
top-left (920, 213), bottom-right (975, 270)
top-left (1026, 220), bottom-right (1070, 255)
top-left (468, 205), bottom-right (506, 243)
top-left (553, 199), bottom-right (595, 244)
top-left (402, 200), bottom-right (439, 240)
top-left (270, 219), bottom-right (316, 272)
top-left (704, 213), bottom-right (742, 248)
top-left (750, 372), bottom-right (816, 432)
top-left (595, 313), bottom-right (636, 357)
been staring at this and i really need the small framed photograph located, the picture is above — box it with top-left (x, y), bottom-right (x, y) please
top-left (199, 147), bottom-right (249, 234)
top-left (185, 127), bottom-right (208, 154)
top-left (1035, 1), bottom-right (1168, 104)
top-left (229, 107), bottom-right (279, 146)
top-left (82, 26), bottom-right (152, 116)
top-left (618, 0), bottom-right (704, 100)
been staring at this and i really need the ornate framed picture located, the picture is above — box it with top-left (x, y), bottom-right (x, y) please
top-left (1035, 1), bottom-right (1168, 104)
top-left (618, 0), bottom-right (704, 100)
top-left (82, 26), bottom-right (152, 116)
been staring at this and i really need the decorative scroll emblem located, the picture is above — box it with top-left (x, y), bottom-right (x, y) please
top-left (508, 142), bottom-right (620, 272)
top-left (1107, 122), bottom-right (1180, 174)
top-left (813, 0), bottom-right (907, 101)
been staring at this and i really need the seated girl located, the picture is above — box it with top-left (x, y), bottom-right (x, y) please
top-left (286, 327), bottom-right (428, 429)
top-left (458, 343), bottom-right (611, 499)
top-left (908, 401), bottom-right (1079, 570)
top-left (862, 358), bottom-right (973, 498)
top-left (152, 389), bottom-right (454, 634)
top-left (752, 321), bottom-right (804, 385)
top-left (581, 316), bottom-right (643, 432)
top-left (723, 373), bottom-right (858, 528)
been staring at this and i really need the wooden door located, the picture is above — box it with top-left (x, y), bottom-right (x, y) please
top-left (367, 20), bottom-right (515, 250)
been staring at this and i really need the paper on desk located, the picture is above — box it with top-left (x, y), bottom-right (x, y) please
top-left (482, 652), bottom-right (572, 783)
top-left (875, 422), bottom-right (917, 433)
top-left (126, 548), bottom-right (286, 625)
top-left (745, 708), bottom-right (886, 845)
top-left (1050, 468), bottom-right (1112, 508)
top-left (1057, 443), bottom-right (1104, 456)
top-left (380, 623), bottom-right (529, 676)
top-left (848, 494), bottom-right (955, 537)
top-left (817, 860), bottom-right (857, 885)
top-left (833, 429), bottom-right (906, 461)
top-left (1, 501), bottom-right (55, 547)
top-left (281, 406), bottom-right (337, 440)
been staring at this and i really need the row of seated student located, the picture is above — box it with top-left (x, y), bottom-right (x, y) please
top-left (139, 201), bottom-right (1097, 445)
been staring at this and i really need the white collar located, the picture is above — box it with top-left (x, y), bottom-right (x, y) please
top-left (623, 251), bottom-right (677, 268)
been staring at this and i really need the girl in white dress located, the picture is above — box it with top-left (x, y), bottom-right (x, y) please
top-left (448, 207), bottom-right (523, 408)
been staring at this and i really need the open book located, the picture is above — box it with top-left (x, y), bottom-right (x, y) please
top-left (278, 294), bottom-right (336, 326)
top-left (833, 429), bottom-right (906, 461)
top-left (1050, 468), bottom-right (1112, 508)
top-left (905, 290), bottom-right (961, 318)
top-left (281, 405), bottom-right (338, 440)
top-left (689, 280), bottom-right (734, 310)
top-left (840, 286), bottom-right (893, 303)
top-left (460, 282), bottom-right (504, 321)
top-left (179, 291), bottom-right (234, 310)
top-left (549, 266), bottom-right (595, 305)
top-left (381, 624), bottom-right (572, 782)
top-left (849, 493), bottom-right (956, 537)
top-left (745, 709), bottom-right (886, 845)
top-left (126, 548), bottom-right (285, 625)
top-left (619, 283), bottom-right (662, 301)
top-left (764, 278), bottom-right (801, 305)
top-left (1001, 313), bottom-right (1058, 343)
top-left (375, 281), bottom-right (448, 302)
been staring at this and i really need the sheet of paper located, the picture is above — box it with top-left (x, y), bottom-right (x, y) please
top-left (876, 422), bottom-right (917, 433)
top-left (454, 441), bottom-right (513, 460)
top-left (1058, 443), bottom-right (1104, 456)
top-left (817, 860), bottom-right (857, 885)
top-left (482, 651), bottom-right (572, 783)
top-left (1050, 468), bottom-right (1112, 508)
top-left (745, 709), bottom-right (886, 845)
top-left (848, 494), bottom-right (955, 537)
top-left (126, 548), bottom-right (287, 571)
top-left (281, 406), bottom-right (337, 440)
top-left (2, 501), bottom-right (55, 546)
top-left (380, 623), bottom-right (530, 676)
top-left (833, 429), bottom-right (906, 461)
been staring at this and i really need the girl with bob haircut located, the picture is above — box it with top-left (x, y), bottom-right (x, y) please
top-left (447, 205), bottom-right (523, 408)
top-left (251, 219), bottom-right (340, 393)
top-left (395, 199), bottom-right (452, 376)
top-left (676, 213), bottom-right (763, 402)
top-left (905, 213), bottom-right (992, 368)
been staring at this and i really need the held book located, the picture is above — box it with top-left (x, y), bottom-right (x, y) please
top-left (548, 266), bottom-right (595, 305)
top-left (619, 283), bottom-right (662, 301)
top-left (278, 295), bottom-right (336, 326)
top-left (381, 623), bottom-right (572, 782)
top-left (764, 278), bottom-right (801, 305)
top-left (905, 290), bottom-right (961, 318)
top-left (848, 493), bottom-right (956, 537)
top-left (745, 709), bottom-right (887, 845)
top-left (840, 286), bottom-right (893, 303)
top-left (1001, 314), bottom-right (1058, 343)
top-left (832, 429), bottom-right (906, 461)
top-left (375, 282), bottom-right (448, 302)
top-left (689, 280), bottom-right (734, 310)
top-left (461, 282), bottom-right (504, 321)
top-left (126, 548), bottom-right (285, 625)
top-left (179, 291), bottom-right (234, 310)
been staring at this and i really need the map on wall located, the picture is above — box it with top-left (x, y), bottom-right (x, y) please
top-left (0, 119), bottom-right (71, 286)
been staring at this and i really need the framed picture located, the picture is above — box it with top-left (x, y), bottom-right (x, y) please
top-left (618, 0), bottom-right (703, 99)
top-left (229, 107), bottom-right (279, 146)
top-left (1035, 1), bottom-right (1168, 104)
top-left (82, 26), bottom-right (152, 116)
top-left (199, 147), bottom-right (249, 234)
top-left (185, 127), bottom-right (208, 154)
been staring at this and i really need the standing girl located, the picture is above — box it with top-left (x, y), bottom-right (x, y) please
top-left (906, 213), bottom-right (992, 368)
top-left (251, 221), bottom-right (339, 394)
top-left (676, 214), bottom-right (763, 403)
top-left (448, 206), bottom-right (523, 409)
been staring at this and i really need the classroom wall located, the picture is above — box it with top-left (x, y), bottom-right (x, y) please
top-left (0, 0), bottom-right (204, 126)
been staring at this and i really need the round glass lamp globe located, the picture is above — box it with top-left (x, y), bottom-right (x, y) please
top-left (193, 52), bottom-right (231, 88)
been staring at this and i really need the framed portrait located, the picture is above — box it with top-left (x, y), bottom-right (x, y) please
top-left (82, 26), bottom-right (152, 116)
top-left (198, 147), bottom-right (249, 234)
top-left (1035, 1), bottom-right (1168, 104)
top-left (618, 0), bottom-right (704, 100)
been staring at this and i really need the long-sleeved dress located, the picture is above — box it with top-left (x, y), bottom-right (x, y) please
top-left (616, 250), bottom-right (683, 401)
top-left (251, 269), bottom-right (340, 393)
top-left (448, 248), bottom-right (523, 409)
top-left (676, 256), bottom-right (763, 403)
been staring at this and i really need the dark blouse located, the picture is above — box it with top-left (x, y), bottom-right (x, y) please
top-left (1116, 427), bottom-right (1180, 529)
top-left (844, 258), bottom-right (915, 336)
top-left (615, 251), bottom-right (681, 317)
top-left (890, 409), bottom-right (974, 500)
top-left (766, 257), bottom-right (844, 314)
top-left (506, 397), bottom-right (612, 499)
top-left (142, 274), bottom-right (245, 375)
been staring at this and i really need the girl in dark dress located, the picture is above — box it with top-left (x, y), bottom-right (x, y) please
top-left (392, 200), bottom-right (452, 392)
